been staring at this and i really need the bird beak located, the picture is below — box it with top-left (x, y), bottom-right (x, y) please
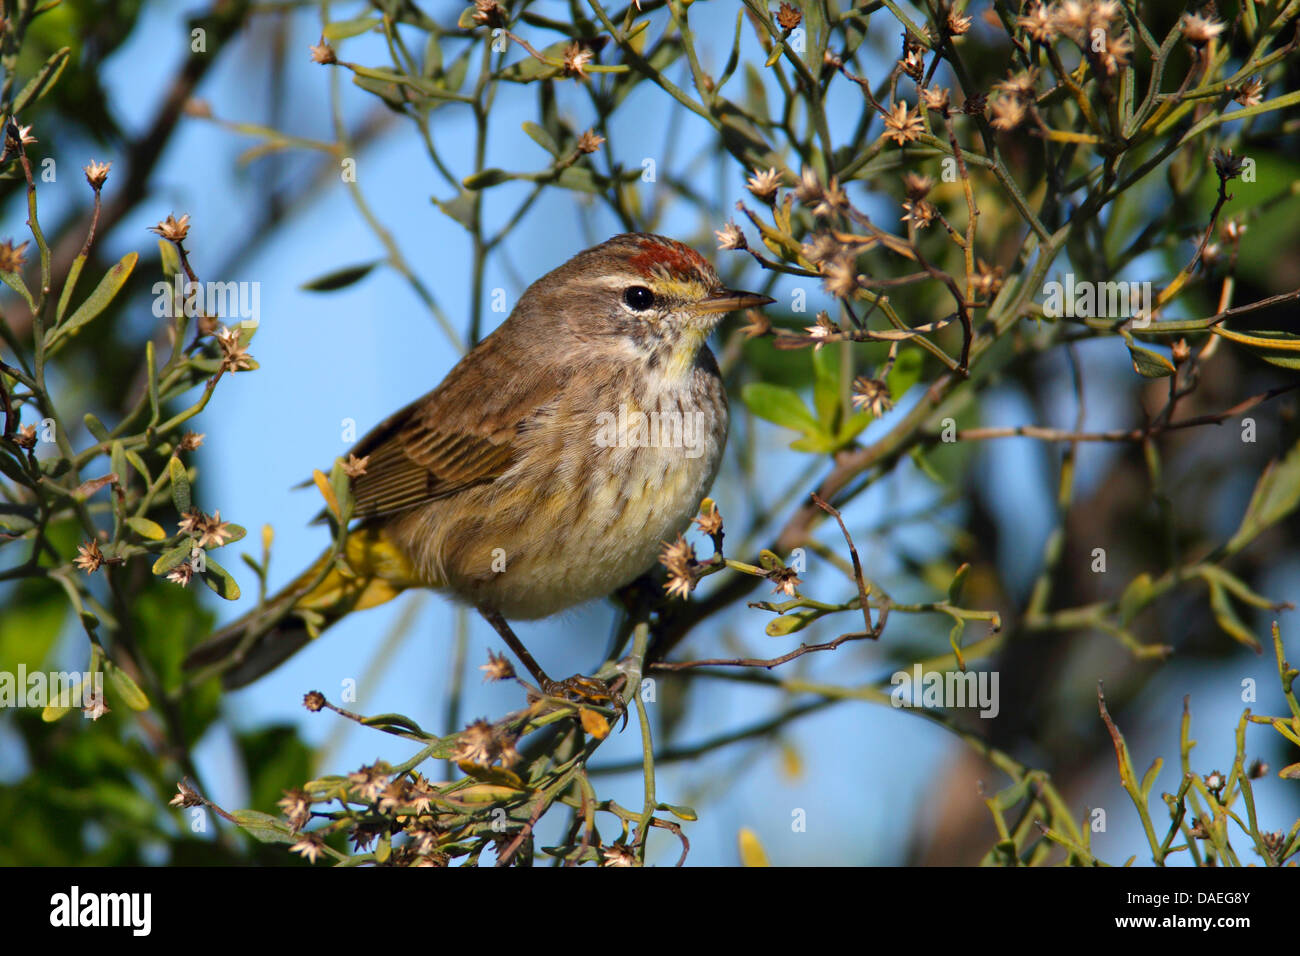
top-left (692, 288), bottom-right (776, 315)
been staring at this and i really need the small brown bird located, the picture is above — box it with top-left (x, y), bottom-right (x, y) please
top-left (184, 234), bottom-right (773, 693)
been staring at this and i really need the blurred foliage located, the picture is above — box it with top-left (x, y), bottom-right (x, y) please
top-left (2, 0), bottom-right (1300, 865)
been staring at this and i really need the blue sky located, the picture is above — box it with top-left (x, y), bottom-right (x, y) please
top-left (7, 0), bottom-right (1294, 865)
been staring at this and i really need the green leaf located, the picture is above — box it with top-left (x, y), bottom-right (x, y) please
top-left (146, 340), bottom-right (160, 423)
top-left (125, 450), bottom-right (151, 485)
top-left (322, 16), bottom-right (379, 41)
top-left (947, 615), bottom-right (966, 669)
top-left (1121, 331), bottom-right (1175, 377)
top-left (104, 661), bottom-right (150, 711)
top-left (462, 167), bottom-right (513, 190)
top-left (300, 260), bottom-right (381, 292)
top-left (348, 64), bottom-right (466, 101)
top-left (1118, 572), bottom-right (1153, 626)
top-left (497, 40), bottom-right (569, 82)
top-left (231, 810), bottom-right (297, 845)
top-left (1227, 438), bottom-right (1300, 554)
top-left (886, 348), bottom-right (923, 398)
top-left (83, 413), bottom-right (110, 442)
top-left (126, 516), bottom-right (166, 540)
top-left (152, 539), bottom-right (195, 576)
top-left (811, 344), bottom-right (843, 431)
top-left (738, 828), bottom-right (770, 867)
top-left (787, 432), bottom-right (841, 454)
top-left (45, 252), bottom-right (138, 349)
top-left (554, 165), bottom-right (603, 194)
top-left (444, 49), bottom-right (471, 92)
top-left (1207, 579), bottom-right (1262, 653)
top-left (0, 509), bottom-right (36, 536)
top-left (109, 441), bottom-right (127, 495)
top-left (1139, 757), bottom-right (1162, 798)
top-left (219, 524), bottom-right (248, 546)
top-left (432, 191), bottom-right (476, 230)
top-left (1211, 327), bottom-right (1300, 370)
top-left (0, 271), bottom-right (36, 313)
top-left (521, 121), bottom-right (559, 156)
top-left (169, 457), bottom-right (191, 514)
top-left (835, 409), bottom-right (875, 446)
top-left (201, 556), bottom-right (241, 601)
top-left (361, 712), bottom-right (430, 736)
top-left (13, 46), bottom-right (70, 113)
top-left (158, 238), bottom-right (182, 279)
top-left (741, 382), bottom-right (820, 435)
top-left (948, 563), bottom-right (970, 604)
top-left (765, 610), bottom-right (819, 635)
top-left (657, 803), bottom-right (698, 822)
top-left (0, 450), bottom-right (33, 486)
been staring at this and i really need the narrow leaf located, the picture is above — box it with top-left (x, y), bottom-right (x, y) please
top-left (301, 260), bottom-right (381, 292)
top-left (105, 661), bottom-right (150, 711)
top-left (46, 252), bottom-right (138, 348)
top-left (126, 516), bottom-right (166, 540)
top-left (13, 46), bottom-right (70, 113)
top-left (168, 457), bottom-right (192, 514)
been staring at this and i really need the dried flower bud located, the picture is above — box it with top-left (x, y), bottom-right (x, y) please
top-left (1212, 148), bottom-right (1245, 180)
top-left (309, 37), bottom-right (337, 64)
top-left (1233, 76), bottom-right (1264, 108)
top-left (882, 101), bottom-right (924, 145)
top-left (921, 86), bottom-right (951, 112)
top-left (480, 650), bottom-right (515, 682)
top-left (83, 159), bottom-right (111, 190)
top-left (852, 376), bottom-right (895, 417)
top-left (472, 0), bottom-right (506, 27)
top-left (902, 172), bottom-right (934, 199)
top-left (0, 238), bottom-right (29, 273)
top-left (1179, 11), bottom-right (1225, 46)
top-left (563, 42), bottom-right (594, 78)
top-left (170, 780), bottom-right (205, 809)
top-left (715, 222), bottom-right (746, 251)
top-left (149, 213), bottom-right (191, 243)
top-left (776, 1), bottom-right (802, 31)
top-left (74, 539), bottom-right (105, 574)
top-left (746, 166), bottom-right (783, 203)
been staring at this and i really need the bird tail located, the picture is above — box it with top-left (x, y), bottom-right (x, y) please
top-left (183, 526), bottom-right (418, 689)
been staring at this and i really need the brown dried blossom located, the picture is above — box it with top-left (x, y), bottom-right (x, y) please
top-left (660, 534), bottom-right (697, 600)
top-left (309, 37), bottom-right (336, 64)
top-left (776, 2), bottom-right (802, 31)
top-left (852, 376), bottom-right (895, 417)
top-left (148, 213), bottom-right (191, 243)
top-left (74, 539), bottom-right (105, 574)
top-left (882, 102), bottom-right (924, 145)
top-left (746, 167), bottom-right (783, 202)
top-left (0, 238), bottom-right (29, 273)
top-left (576, 129), bottom-right (605, 153)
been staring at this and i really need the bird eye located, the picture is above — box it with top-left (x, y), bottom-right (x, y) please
top-left (622, 286), bottom-right (655, 311)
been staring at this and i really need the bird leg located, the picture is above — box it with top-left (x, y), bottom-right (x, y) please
top-left (478, 607), bottom-right (618, 706)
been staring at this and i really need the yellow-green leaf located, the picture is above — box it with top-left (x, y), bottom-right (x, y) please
top-left (168, 457), bottom-right (191, 514)
top-left (322, 16), bottom-right (379, 41)
top-left (738, 827), bottom-right (770, 866)
top-left (105, 661), bottom-right (150, 711)
top-left (201, 556), bottom-right (241, 601)
top-left (45, 252), bottom-right (138, 349)
top-left (126, 516), bottom-right (166, 540)
top-left (13, 46), bottom-right (70, 113)
top-left (1211, 327), bottom-right (1300, 370)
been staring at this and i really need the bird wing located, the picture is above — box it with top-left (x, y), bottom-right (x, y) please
top-left (343, 336), bottom-right (570, 521)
